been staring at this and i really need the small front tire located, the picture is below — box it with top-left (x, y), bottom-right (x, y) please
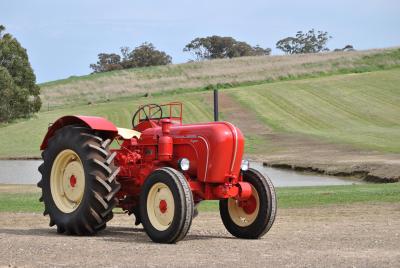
top-left (219, 168), bottom-right (277, 239)
top-left (140, 167), bottom-right (194, 243)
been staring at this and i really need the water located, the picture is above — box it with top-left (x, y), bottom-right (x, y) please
top-left (250, 162), bottom-right (361, 187)
top-left (0, 160), bottom-right (42, 184)
top-left (0, 160), bottom-right (362, 186)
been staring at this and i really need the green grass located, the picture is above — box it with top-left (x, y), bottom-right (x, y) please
top-left (0, 192), bottom-right (43, 212)
top-left (198, 182), bottom-right (400, 211)
top-left (2, 183), bottom-right (399, 213)
top-left (243, 135), bottom-right (269, 154)
top-left (230, 69), bottom-right (400, 153)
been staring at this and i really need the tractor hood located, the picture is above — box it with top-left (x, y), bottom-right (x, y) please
top-left (142, 121), bottom-right (245, 183)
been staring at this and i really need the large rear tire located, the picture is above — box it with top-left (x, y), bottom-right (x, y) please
top-left (140, 167), bottom-right (194, 243)
top-left (37, 125), bottom-right (120, 235)
top-left (219, 168), bottom-right (277, 239)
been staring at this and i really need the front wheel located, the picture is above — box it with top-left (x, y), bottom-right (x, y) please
top-left (219, 168), bottom-right (277, 239)
top-left (140, 167), bottom-right (194, 243)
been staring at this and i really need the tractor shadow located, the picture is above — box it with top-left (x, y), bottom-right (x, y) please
top-left (0, 226), bottom-right (148, 240)
top-left (0, 227), bottom-right (59, 237)
top-left (0, 226), bottom-right (234, 243)
top-left (0, 226), bottom-right (152, 244)
top-left (101, 226), bottom-right (235, 243)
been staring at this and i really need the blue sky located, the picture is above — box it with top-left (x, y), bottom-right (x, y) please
top-left (1, 0), bottom-right (400, 83)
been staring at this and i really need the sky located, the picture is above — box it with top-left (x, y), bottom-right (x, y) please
top-left (1, 0), bottom-right (400, 83)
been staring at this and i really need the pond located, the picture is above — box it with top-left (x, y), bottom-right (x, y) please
top-left (0, 160), bottom-right (362, 187)
top-left (250, 162), bottom-right (361, 187)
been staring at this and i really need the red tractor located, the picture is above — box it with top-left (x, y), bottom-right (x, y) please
top-left (38, 102), bottom-right (276, 243)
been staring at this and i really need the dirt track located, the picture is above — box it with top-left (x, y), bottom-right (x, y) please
top-left (1, 203), bottom-right (399, 267)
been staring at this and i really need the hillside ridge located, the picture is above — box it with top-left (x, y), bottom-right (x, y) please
top-left (40, 48), bottom-right (400, 109)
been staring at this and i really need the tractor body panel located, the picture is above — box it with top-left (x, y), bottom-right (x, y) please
top-left (138, 122), bottom-right (245, 183)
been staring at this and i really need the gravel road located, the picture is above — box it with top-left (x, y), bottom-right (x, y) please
top-left (1, 203), bottom-right (399, 267)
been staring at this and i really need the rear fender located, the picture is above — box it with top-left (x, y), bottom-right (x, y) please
top-left (40, 115), bottom-right (118, 150)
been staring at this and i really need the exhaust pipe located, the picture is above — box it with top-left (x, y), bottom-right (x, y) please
top-left (213, 89), bottom-right (219, 122)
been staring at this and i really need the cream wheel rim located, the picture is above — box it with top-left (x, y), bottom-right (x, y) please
top-left (228, 185), bottom-right (260, 227)
top-left (50, 149), bottom-right (85, 213)
top-left (147, 182), bottom-right (175, 231)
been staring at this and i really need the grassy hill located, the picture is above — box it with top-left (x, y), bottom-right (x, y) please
top-left (40, 48), bottom-right (400, 109)
top-left (230, 69), bottom-right (400, 153)
top-left (0, 67), bottom-right (399, 157)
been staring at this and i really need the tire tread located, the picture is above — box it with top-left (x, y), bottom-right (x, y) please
top-left (37, 125), bottom-right (120, 235)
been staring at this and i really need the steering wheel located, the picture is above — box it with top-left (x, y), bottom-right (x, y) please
top-left (131, 104), bottom-right (163, 128)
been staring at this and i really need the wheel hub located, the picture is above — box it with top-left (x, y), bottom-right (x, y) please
top-left (70, 175), bottom-right (77, 188)
top-left (147, 182), bottom-right (175, 231)
top-left (50, 149), bottom-right (85, 213)
top-left (227, 185), bottom-right (260, 227)
top-left (240, 195), bottom-right (257, 215)
top-left (159, 199), bottom-right (168, 214)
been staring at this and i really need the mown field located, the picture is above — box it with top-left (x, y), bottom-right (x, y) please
top-left (0, 67), bottom-right (399, 157)
top-left (230, 68), bottom-right (400, 153)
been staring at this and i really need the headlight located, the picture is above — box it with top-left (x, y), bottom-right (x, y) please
top-left (178, 158), bottom-right (190, 171)
top-left (241, 159), bottom-right (249, 171)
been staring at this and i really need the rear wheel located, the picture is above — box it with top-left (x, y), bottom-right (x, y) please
top-left (37, 125), bottom-right (120, 235)
top-left (219, 168), bottom-right (277, 239)
top-left (140, 167), bottom-right (194, 243)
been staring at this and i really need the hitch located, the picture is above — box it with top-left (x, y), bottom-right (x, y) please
top-left (212, 181), bottom-right (252, 200)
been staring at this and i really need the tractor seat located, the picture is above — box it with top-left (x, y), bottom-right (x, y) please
top-left (117, 127), bottom-right (141, 139)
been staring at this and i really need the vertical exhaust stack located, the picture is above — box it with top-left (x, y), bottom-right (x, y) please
top-left (214, 89), bottom-right (219, 122)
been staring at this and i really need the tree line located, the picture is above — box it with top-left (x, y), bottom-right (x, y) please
top-left (90, 29), bottom-right (354, 73)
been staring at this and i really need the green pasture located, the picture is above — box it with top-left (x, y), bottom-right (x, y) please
top-left (1, 183), bottom-right (399, 213)
top-left (230, 69), bottom-right (400, 153)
